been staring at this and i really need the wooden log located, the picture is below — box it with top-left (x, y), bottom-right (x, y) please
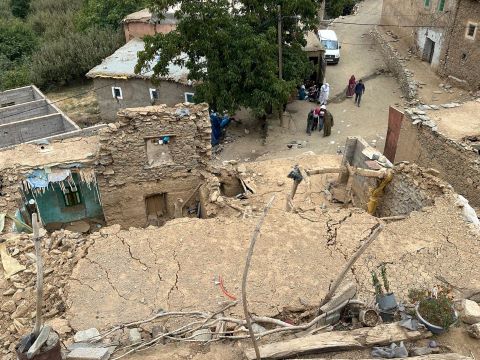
top-left (353, 167), bottom-right (386, 179)
top-left (306, 167), bottom-right (343, 176)
top-left (244, 322), bottom-right (430, 360)
top-left (288, 355), bottom-right (472, 360)
top-left (320, 282), bottom-right (356, 313)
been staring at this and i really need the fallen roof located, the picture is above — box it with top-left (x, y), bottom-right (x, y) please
top-left (0, 136), bottom-right (99, 170)
top-left (86, 38), bottom-right (190, 84)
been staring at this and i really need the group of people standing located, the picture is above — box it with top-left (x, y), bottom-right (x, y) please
top-left (306, 104), bottom-right (334, 137)
top-left (346, 75), bottom-right (365, 107)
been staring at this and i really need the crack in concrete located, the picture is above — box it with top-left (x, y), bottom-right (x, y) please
top-left (325, 211), bottom-right (353, 245)
top-left (85, 257), bottom-right (132, 303)
top-left (117, 233), bottom-right (150, 269)
top-left (70, 277), bottom-right (96, 293)
top-left (145, 238), bottom-right (165, 309)
top-left (167, 250), bottom-right (181, 304)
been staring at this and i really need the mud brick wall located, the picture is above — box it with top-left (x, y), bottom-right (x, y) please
top-left (395, 115), bottom-right (480, 208)
top-left (95, 103), bottom-right (213, 227)
top-left (440, 0), bottom-right (480, 90)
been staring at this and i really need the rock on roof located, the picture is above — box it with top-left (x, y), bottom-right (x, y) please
top-left (86, 38), bottom-right (190, 84)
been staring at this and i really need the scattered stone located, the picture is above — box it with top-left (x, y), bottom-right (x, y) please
top-left (47, 318), bottom-right (72, 335)
top-left (67, 347), bottom-right (110, 360)
top-left (444, 84), bottom-right (452, 89)
top-left (74, 328), bottom-right (101, 343)
top-left (462, 299), bottom-right (480, 324)
top-left (237, 164), bottom-right (247, 174)
top-left (433, 90), bottom-right (443, 94)
top-left (425, 168), bottom-right (440, 176)
top-left (252, 323), bottom-right (267, 334)
top-left (192, 329), bottom-right (212, 341)
top-left (128, 328), bottom-right (142, 344)
top-left (413, 109), bottom-right (426, 115)
top-left (277, 180), bottom-right (285, 186)
top-left (411, 346), bottom-right (434, 356)
top-left (423, 121), bottom-right (436, 128)
top-left (429, 105), bottom-right (440, 110)
top-left (1, 300), bottom-right (15, 313)
top-left (2, 288), bottom-right (15, 296)
top-left (468, 323), bottom-right (480, 339)
top-left (412, 120), bottom-right (422, 125)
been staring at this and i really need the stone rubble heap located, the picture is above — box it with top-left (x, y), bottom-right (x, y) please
top-left (0, 230), bottom-right (93, 358)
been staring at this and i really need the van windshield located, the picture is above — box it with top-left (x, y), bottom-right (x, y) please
top-left (321, 40), bottom-right (338, 50)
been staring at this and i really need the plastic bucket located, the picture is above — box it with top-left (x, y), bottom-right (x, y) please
top-left (376, 293), bottom-right (398, 311)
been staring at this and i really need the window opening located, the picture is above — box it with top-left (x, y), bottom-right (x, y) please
top-left (149, 88), bottom-right (159, 100)
top-left (63, 184), bottom-right (82, 206)
top-left (466, 23), bottom-right (477, 39)
top-left (184, 92), bottom-right (195, 103)
top-left (112, 87), bottom-right (123, 100)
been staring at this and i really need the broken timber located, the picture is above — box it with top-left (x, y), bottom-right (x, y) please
top-left (288, 355), bottom-right (472, 360)
top-left (244, 322), bottom-right (431, 360)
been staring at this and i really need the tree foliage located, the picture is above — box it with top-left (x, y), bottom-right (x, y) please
top-left (78, 0), bottom-right (147, 29)
top-left (0, 19), bottom-right (36, 61)
top-left (137, 0), bottom-right (317, 116)
top-left (10, 0), bottom-right (30, 18)
top-left (325, 0), bottom-right (358, 18)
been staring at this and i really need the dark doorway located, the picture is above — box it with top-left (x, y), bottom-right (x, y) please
top-left (423, 38), bottom-right (435, 64)
top-left (145, 193), bottom-right (168, 226)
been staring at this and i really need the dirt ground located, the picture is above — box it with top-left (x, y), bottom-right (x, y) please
top-left (45, 81), bottom-right (101, 127)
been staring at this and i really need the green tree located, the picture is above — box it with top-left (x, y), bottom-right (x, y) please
top-left (78, 0), bottom-right (147, 29)
top-left (137, 0), bottom-right (316, 116)
top-left (30, 27), bottom-right (123, 88)
top-left (325, 0), bottom-right (358, 18)
top-left (0, 19), bottom-right (36, 61)
top-left (10, 0), bottom-right (30, 18)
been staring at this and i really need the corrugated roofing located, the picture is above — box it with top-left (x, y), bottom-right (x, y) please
top-left (86, 38), bottom-right (190, 84)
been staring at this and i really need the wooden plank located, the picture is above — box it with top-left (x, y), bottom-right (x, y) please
top-left (245, 323), bottom-right (430, 360)
top-left (306, 167), bottom-right (343, 176)
top-left (289, 355), bottom-right (472, 360)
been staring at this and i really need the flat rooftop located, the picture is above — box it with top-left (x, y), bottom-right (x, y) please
top-left (0, 136), bottom-right (99, 171)
top-left (428, 100), bottom-right (480, 141)
top-left (0, 85), bottom-right (81, 149)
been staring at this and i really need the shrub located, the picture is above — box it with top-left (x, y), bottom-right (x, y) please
top-left (409, 287), bottom-right (456, 329)
top-left (0, 19), bottom-right (37, 61)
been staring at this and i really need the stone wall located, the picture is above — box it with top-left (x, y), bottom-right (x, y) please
top-left (371, 28), bottom-right (418, 100)
top-left (395, 110), bottom-right (480, 208)
top-left (95, 103), bottom-right (214, 227)
top-left (441, 0), bottom-right (480, 90)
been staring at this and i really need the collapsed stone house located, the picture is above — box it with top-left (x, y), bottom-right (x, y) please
top-left (0, 85), bottom-right (103, 149)
top-left (0, 103), bottom-right (243, 231)
top-left (382, 100), bottom-right (480, 210)
top-left (381, 0), bottom-right (480, 89)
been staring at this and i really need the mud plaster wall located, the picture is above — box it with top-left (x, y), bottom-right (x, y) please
top-left (375, 164), bottom-right (446, 217)
top-left (440, 0), bottom-right (480, 89)
top-left (395, 115), bottom-right (480, 208)
top-left (95, 103), bottom-right (213, 227)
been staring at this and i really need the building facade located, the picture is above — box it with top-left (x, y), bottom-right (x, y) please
top-left (381, 0), bottom-right (480, 89)
top-left (86, 38), bottom-right (194, 122)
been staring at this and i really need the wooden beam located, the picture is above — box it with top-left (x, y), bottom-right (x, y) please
top-left (306, 167), bottom-right (343, 176)
top-left (245, 322), bottom-right (431, 360)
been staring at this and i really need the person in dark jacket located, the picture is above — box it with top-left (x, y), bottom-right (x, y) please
top-left (306, 109), bottom-right (314, 135)
top-left (354, 79), bottom-right (365, 107)
top-left (319, 105), bottom-right (334, 137)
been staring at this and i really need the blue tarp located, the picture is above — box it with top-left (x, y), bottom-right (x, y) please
top-left (26, 169), bottom-right (49, 189)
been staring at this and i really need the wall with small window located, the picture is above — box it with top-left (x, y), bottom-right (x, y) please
top-left (93, 78), bottom-right (195, 122)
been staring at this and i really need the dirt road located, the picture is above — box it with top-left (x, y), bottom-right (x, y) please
top-left (217, 0), bottom-right (403, 163)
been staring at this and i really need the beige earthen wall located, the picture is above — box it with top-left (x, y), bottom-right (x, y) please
top-left (440, 0), bottom-right (480, 89)
top-left (124, 22), bottom-right (177, 41)
top-left (95, 103), bottom-right (213, 227)
top-left (395, 115), bottom-right (480, 208)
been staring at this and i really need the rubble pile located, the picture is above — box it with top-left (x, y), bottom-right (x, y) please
top-left (0, 230), bottom-right (93, 358)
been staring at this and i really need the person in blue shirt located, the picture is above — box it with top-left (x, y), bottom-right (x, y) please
top-left (354, 79), bottom-right (365, 107)
top-left (210, 111), bottom-right (232, 146)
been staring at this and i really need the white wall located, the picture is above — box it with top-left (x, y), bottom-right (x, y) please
top-left (417, 28), bottom-right (445, 67)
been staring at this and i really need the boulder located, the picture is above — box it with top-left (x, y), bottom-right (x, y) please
top-left (468, 323), bottom-right (480, 339)
top-left (74, 328), bottom-right (101, 343)
top-left (462, 299), bottom-right (480, 324)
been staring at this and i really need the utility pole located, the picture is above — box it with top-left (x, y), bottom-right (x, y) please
top-left (278, 4), bottom-right (285, 128)
top-left (318, 0), bottom-right (325, 27)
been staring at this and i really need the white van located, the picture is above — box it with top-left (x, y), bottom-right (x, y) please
top-left (318, 29), bottom-right (341, 64)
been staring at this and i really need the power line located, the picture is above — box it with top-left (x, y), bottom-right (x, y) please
top-left (326, 20), bottom-right (446, 28)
